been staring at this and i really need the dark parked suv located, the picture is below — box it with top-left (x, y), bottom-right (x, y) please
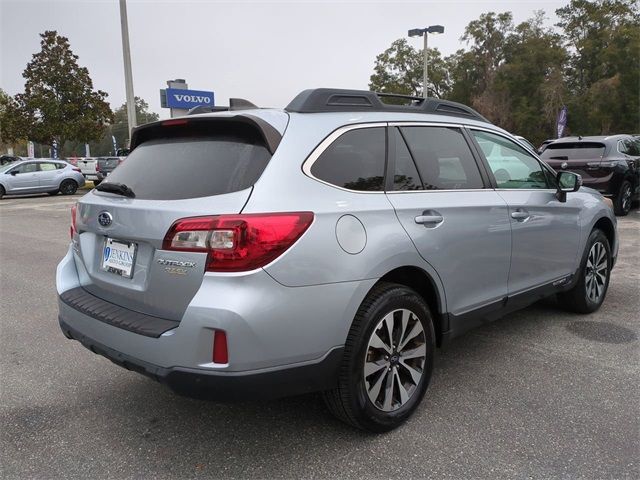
top-left (541, 135), bottom-right (640, 215)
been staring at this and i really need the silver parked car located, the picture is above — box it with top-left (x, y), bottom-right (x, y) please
top-left (57, 89), bottom-right (618, 432)
top-left (0, 158), bottom-right (85, 198)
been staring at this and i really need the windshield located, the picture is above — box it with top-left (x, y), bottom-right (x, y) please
top-left (0, 162), bottom-right (18, 173)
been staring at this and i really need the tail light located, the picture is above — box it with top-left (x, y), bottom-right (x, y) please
top-left (163, 212), bottom-right (314, 272)
top-left (70, 203), bottom-right (78, 239)
top-left (95, 164), bottom-right (101, 172)
top-left (72, 167), bottom-right (82, 173)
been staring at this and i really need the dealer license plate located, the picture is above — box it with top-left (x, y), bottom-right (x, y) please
top-left (102, 237), bottom-right (137, 278)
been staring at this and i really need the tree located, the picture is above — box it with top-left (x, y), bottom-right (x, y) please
top-left (369, 39), bottom-right (451, 98)
top-left (12, 31), bottom-right (113, 150)
top-left (556, 0), bottom-right (640, 133)
top-left (110, 97), bottom-right (159, 149)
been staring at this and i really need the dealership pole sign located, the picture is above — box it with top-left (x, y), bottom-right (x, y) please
top-left (164, 88), bottom-right (215, 109)
top-left (556, 106), bottom-right (568, 139)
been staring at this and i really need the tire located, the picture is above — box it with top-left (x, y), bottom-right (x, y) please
top-left (613, 180), bottom-right (632, 216)
top-left (323, 282), bottom-right (435, 432)
top-left (558, 229), bottom-right (611, 314)
top-left (0, 185), bottom-right (4, 199)
top-left (59, 179), bottom-right (78, 195)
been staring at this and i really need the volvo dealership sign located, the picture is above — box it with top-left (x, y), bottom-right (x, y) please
top-left (162, 88), bottom-right (215, 109)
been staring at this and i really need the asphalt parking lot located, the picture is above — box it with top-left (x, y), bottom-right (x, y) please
top-left (1, 194), bottom-right (638, 479)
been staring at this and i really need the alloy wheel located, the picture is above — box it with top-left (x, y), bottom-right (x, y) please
top-left (363, 308), bottom-right (426, 412)
top-left (585, 241), bottom-right (608, 303)
top-left (622, 184), bottom-right (632, 213)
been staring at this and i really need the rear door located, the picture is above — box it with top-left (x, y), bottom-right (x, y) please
top-left (74, 117), bottom-right (280, 320)
top-left (469, 128), bottom-right (581, 294)
top-left (386, 124), bottom-right (511, 317)
top-left (37, 161), bottom-right (62, 188)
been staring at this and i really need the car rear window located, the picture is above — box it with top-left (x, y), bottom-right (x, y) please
top-left (98, 158), bottom-right (120, 169)
top-left (540, 142), bottom-right (606, 160)
top-left (102, 124), bottom-right (272, 200)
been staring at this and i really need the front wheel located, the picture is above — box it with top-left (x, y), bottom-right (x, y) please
top-left (558, 229), bottom-right (611, 314)
top-left (323, 282), bottom-right (435, 432)
top-left (0, 185), bottom-right (4, 199)
top-left (59, 179), bottom-right (78, 195)
top-left (614, 180), bottom-right (632, 216)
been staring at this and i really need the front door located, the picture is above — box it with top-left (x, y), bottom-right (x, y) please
top-left (5, 162), bottom-right (39, 192)
top-left (468, 128), bottom-right (581, 295)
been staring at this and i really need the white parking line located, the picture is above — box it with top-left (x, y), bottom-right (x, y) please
top-left (0, 199), bottom-right (78, 212)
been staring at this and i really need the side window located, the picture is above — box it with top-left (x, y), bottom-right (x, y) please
top-left (56, 163), bottom-right (67, 170)
top-left (39, 162), bottom-right (57, 171)
top-left (618, 140), bottom-right (628, 155)
top-left (12, 163), bottom-right (38, 174)
top-left (310, 127), bottom-right (385, 191)
top-left (471, 130), bottom-right (549, 189)
top-left (392, 128), bottom-right (422, 191)
top-left (400, 126), bottom-right (484, 189)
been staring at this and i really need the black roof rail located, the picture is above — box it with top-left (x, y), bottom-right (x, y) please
top-left (285, 88), bottom-right (489, 122)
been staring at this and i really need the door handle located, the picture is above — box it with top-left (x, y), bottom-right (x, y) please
top-left (415, 215), bottom-right (444, 225)
top-left (510, 210), bottom-right (530, 221)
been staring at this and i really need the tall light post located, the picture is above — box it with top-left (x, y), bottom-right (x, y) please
top-left (408, 25), bottom-right (445, 98)
top-left (119, 0), bottom-right (136, 140)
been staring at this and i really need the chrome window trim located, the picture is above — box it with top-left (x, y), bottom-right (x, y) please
top-left (301, 122), bottom-right (388, 195)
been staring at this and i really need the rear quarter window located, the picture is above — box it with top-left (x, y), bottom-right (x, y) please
top-left (310, 127), bottom-right (386, 192)
top-left (102, 123), bottom-right (272, 200)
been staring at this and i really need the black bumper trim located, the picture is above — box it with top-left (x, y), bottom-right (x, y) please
top-left (58, 317), bottom-right (343, 401)
top-left (59, 287), bottom-right (179, 338)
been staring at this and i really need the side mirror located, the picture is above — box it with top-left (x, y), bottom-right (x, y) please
top-left (556, 171), bottom-right (582, 202)
top-left (10, 170), bottom-right (18, 176)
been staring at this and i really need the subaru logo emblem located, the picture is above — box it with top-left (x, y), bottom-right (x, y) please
top-left (97, 211), bottom-right (113, 227)
top-left (561, 162), bottom-right (568, 170)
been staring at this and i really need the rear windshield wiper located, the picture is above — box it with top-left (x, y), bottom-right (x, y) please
top-left (95, 182), bottom-right (136, 198)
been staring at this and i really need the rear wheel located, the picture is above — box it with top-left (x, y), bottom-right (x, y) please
top-left (558, 229), bottom-right (611, 314)
top-left (60, 179), bottom-right (78, 195)
top-left (0, 185), bottom-right (4, 199)
top-left (323, 282), bottom-right (435, 432)
top-left (614, 180), bottom-right (632, 216)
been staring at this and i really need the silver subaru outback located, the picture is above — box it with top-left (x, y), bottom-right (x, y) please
top-left (56, 89), bottom-right (618, 432)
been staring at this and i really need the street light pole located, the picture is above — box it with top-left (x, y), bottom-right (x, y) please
top-left (119, 0), bottom-right (137, 141)
top-left (423, 32), bottom-right (429, 98)
top-left (408, 25), bottom-right (445, 100)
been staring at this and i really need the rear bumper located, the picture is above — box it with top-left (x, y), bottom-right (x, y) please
top-left (59, 316), bottom-right (343, 400)
top-left (56, 246), bottom-right (375, 398)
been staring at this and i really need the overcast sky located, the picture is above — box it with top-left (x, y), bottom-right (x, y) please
top-left (2, 0), bottom-right (569, 119)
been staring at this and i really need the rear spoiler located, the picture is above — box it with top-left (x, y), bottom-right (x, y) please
top-left (129, 113), bottom-right (282, 154)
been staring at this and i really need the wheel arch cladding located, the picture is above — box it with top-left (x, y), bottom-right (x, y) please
top-left (593, 216), bottom-right (615, 250)
top-left (375, 266), bottom-right (445, 347)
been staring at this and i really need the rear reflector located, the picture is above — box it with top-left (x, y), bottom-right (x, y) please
top-left (163, 212), bottom-right (314, 272)
top-left (213, 330), bottom-right (228, 364)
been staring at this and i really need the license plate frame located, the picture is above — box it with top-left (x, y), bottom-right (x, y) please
top-left (101, 237), bottom-right (137, 278)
